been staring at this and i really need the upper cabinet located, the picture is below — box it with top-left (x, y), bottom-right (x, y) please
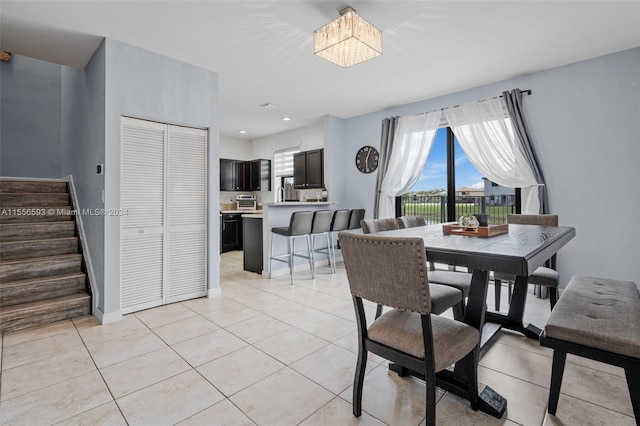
top-left (220, 158), bottom-right (237, 191)
top-left (220, 158), bottom-right (271, 191)
top-left (293, 149), bottom-right (324, 189)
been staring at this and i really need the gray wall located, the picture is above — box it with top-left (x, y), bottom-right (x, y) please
top-left (330, 48), bottom-right (640, 286)
top-left (0, 55), bottom-right (62, 177)
top-left (102, 39), bottom-right (219, 315)
top-left (61, 41), bottom-right (107, 310)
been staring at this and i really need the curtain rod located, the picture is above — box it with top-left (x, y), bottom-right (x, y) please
top-left (414, 89), bottom-right (532, 117)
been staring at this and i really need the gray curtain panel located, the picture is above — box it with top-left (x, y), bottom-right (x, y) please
top-left (503, 88), bottom-right (549, 214)
top-left (374, 116), bottom-right (398, 218)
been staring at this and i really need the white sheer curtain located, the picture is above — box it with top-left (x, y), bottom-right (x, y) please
top-left (378, 110), bottom-right (441, 218)
top-left (444, 98), bottom-right (541, 214)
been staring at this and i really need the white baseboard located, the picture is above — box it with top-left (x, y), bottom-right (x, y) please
top-left (208, 287), bottom-right (222, 297)
top-left (94, 308), bottom-right (122, 324)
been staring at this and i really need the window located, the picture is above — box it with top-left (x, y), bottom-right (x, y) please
top-left (492, 181), bottom-right (499, 187)
top-left (273, 147), bottom-right (300, 177)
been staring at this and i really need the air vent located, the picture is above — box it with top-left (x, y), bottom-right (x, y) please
top-left (259, 103), bottom-right (281, 109)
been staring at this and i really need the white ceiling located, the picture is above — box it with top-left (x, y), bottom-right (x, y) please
top-left (1, 1), bottom-right (639, 140)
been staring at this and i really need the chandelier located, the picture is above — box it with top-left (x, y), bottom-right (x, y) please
top-left (313, 7), bottom-right (382, 68)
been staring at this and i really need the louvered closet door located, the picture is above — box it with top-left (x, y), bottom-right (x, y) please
top-left (166, 124), bottom-right (207, 303)
top-left (121, 117), bottom-right (166, 314)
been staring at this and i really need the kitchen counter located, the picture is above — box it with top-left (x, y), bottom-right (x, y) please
top-left (220, 209), bottom-right (263, 214)
top-left (242, 213), bottom-right (263, 218)
top-left (263, 201), bottom-right (336, 207)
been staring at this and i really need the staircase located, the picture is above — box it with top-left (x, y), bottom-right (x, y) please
top-left (0, 180), bottom-right (91, 333)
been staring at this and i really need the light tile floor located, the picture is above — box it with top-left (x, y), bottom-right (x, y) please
top-left (0, 251), bottom-right (635, 425)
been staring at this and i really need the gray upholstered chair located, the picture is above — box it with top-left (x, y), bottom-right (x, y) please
top-left (269, 211), bottom-right (314, 284)
top-left (327, 209), bottom-right (351, 273)
top-left (361, 216), bottom-right (463, 319)
top-left (360, 218), bottom-right (399, 234)
top-left (340, 232), bottom-right (480, 426)
top-left (397, 215), bottom-right (472, 320)
top-left (494, 214), bottom-right (560, 311)
top-left (348, 209), bottom-right (365, 230)
top-left (310, 210), bottom-right (333, 275)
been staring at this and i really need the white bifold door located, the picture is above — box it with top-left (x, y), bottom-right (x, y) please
top-left (120, 117), bottom-right (207, 314)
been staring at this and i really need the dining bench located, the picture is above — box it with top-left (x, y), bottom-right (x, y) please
top-left (539, 275), bottom-right (640, 423)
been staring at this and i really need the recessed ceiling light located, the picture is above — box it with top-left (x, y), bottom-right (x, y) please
top-left (238, 130), bottom-right (247, 134)
top-left (282, 117), bottom-right (292, 121)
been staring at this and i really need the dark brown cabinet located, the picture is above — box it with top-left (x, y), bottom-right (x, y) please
top-left (221, 213), bottom-right (242, 252)
top-left (220, 158), bottom-right (271, 191)
top-left (220, 158), bottom-right (237, 191)
top-left (293, 149), bottom-right (324, 189)
top-left (249, 159), bottom-right (271, 191)
top-left (235, 161), bottom-right (248, 191)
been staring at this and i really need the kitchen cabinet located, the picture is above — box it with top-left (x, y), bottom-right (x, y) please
top-left (220, 159), bottom-right (271, 191)
top-left (242, 216), bottom-right (263, 273)
top-left (249, 159), bottom-right (271, 191)
top-left (235, 161), bottom-right (248, 191)
top-left (293, 149), bottom-right (324, 189)
top-left (221, 213), bottom-right (243, 252)
top-left (220, 158), bottom-right (236, 191)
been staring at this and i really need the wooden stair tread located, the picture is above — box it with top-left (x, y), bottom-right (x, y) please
top-left (0, 293), bottom-right (90, 314)
top-left (0, 181), bottom-right (67, 193)
top-left (0, 253), bottom-right (82, 266)
top-left (0, 236), bottom-right (78, 245)
top-left (0, 221), bottom-right (75, 227)
top-left (0, 272), bottom-right (86, 288)
top-left (0, 292), bottom-right (91, 321)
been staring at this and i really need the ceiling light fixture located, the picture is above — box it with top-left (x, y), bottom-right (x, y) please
top-left (238, 130), bottom-right (247, 134)
top-left (313, 6), bottom-right (382, 68)
top-left (282, 117), bottom-right (291, 121)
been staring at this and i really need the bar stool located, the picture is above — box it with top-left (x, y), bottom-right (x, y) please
top-left (348, 209), bottom-right (365, 230)
top-left (328, 209), bottom-right (350, 273)
top-left (310, 210), bottom-right (333, 274)
top-left (269, 211), bottom-right (314, 284)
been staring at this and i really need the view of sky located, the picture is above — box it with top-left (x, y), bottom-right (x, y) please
top-left (410, 128), bottom-right (485, 192)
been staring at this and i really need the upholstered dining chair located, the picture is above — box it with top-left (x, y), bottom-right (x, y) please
top-left (360, 217), bottom-right (399, 234)
top-left (494, 214), bottom-right (560, 311)
top-left (397, 215), bottom-right (472, 320)
top-left (361, 217), bottom-right (463, 319)
top-left (340, 232), bottom-right (480, 426)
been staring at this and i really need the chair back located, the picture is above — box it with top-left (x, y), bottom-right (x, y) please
top-left (339, 232), bottom-right (431, 314)
top-left (311, 210), bottom-right (332, 233)
top-left (348, 209), bottom-right (365, 230)
top-left (330, 209), bottom-right (351, 232)
top-left (361, 218), bottom-right (399, 234)
top-left (397, 215), bottom-right (427, 229)
top-left (506, 214), bottom-right (558, 227)
top-left (287, 211), bottom-right (314, 236)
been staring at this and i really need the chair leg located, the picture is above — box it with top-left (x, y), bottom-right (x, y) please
top-left (288, 237), bottom-right (294, 285)
top-left (306, 234), bottom-right (315, 279)
top-left (268, 232), bottom-right (274, 279)
top-left (494, 279), bottom-right (502, 311)
top-left (352, 347), bottom-right (368, 417)
top-left (452, 299), bottom-right (465, 321)
top-left (375, 304), bottom-right (383, 319)
top-left (325, 232), bottom-right (335, 273)
top-left (549, 287), bottom-right (558, 310)
top-left (548, 349), bottom-right (567, 415)
top-left (624, 366), bottom-right (640, 422)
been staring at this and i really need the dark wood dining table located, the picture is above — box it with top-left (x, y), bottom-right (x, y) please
top-left (377, 222), bottom-right (576, 417)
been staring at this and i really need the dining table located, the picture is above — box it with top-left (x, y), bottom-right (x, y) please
top-left (376, 222), bottom-right (576, 418)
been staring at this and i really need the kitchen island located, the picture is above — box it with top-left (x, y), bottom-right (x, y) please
top-left (262, 202), bottom-right (337, 277)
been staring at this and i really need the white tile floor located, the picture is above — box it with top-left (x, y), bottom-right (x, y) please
top-left (0, 251), bottom-right (635, 425)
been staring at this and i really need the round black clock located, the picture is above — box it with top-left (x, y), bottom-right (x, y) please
top-left (355, 146), bottom-right (379, 174)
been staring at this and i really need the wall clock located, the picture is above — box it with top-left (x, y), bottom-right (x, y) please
top-left (355, 146), bottom-right (379, 174)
